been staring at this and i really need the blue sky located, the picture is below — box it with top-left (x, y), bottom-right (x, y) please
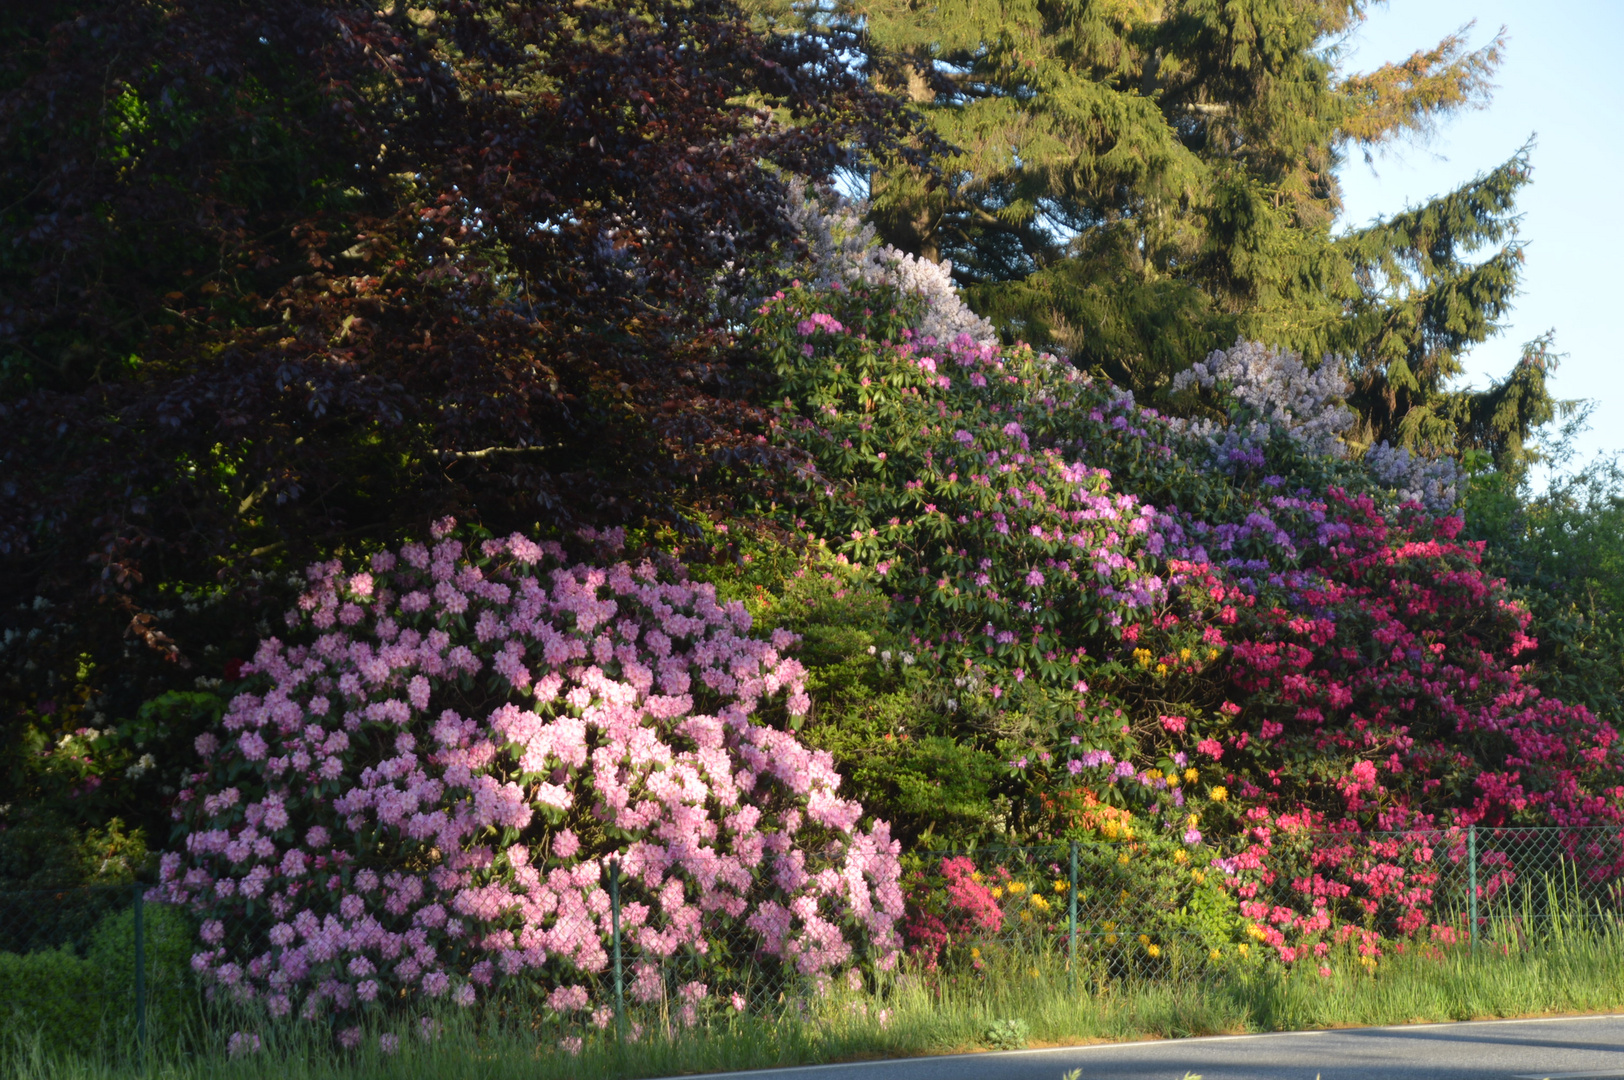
top-left (1335, 0), bottom-right (1624, 478)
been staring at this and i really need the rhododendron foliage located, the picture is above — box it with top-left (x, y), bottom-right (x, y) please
top-left (160, 523), bottom-right (903, 1023)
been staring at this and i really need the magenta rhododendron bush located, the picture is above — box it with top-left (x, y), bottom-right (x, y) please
top-left (1207, 492), bottom-right (1623, 833)
top-left (159, 523), bottom-right (903, 1023)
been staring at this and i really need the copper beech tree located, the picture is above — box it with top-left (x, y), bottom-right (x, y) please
top-left (0, 0), bottom-right (928, 850)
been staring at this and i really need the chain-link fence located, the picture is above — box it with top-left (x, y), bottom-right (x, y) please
top-left (438, 862), bottom-right (831, 1050)
top-left (902, 841), bottom-right (1220, 993)
top-left (4, 826), bottom-right (1623, 1061)
top-left (577, 860), bottom-right (899, 1045)
top-left (0, 884), bottom-right (155, 1062)
top-left (905, 826), bottom-right (1624, 990)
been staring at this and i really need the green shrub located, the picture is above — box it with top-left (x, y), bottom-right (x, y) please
top-left (0, 946), bottom-right (106, 1057)
top-left (982, 1017), bottom-right (1031, 1050)
top-left (0, 899), bottom-right (195, 1060)
top-left (88, 901), bottom-right (197, 1045)
top-left (1465, 443), bottom-right (1624, 738)
top-left (691, 528), bottom-right (1009, 846)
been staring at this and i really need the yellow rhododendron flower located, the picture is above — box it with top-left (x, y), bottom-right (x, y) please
top-left (1184, 768), bottom-right (1199, 784)
top-left (990, 886), bottom-right (1004, 900)
top-left (1138, 934), bottom-right (1150, 945)
top-left (1209, 948), bottom-right (1222, 960)
top-left (1210, 785), bottom-right (1228, 802)
top-left (1007, 881), bottom-right (1026, 895)
top-left (1156, 663), bottom-right (1168, 675)
top-left (1179, 648), bottom-right (1191, 661)
top-left (1191, 869), bottom-right (1206, 884)
top-left (1146, 944), bottom-right (1161, 957)
top-left (1053, 880), bottom-right (1067, 893)
top-left (1105, 933), bottom-right (1118, 944)
top-left (1238, 944), bottom-right (1250, 957)
top-left (1173, 850), bottom-right (1189, 865)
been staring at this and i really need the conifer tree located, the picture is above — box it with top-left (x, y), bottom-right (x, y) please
top-left (752, 0), bottom-right (1556, 466)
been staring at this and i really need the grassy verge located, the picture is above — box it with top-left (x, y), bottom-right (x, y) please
top-left (12, 912), bottom-right (1624, 1080)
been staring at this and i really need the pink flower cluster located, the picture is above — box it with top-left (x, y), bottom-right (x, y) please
top-left (904, 857), bottom-right (1008, 965)
top-left (160, 524), bottom-right (902, 1025)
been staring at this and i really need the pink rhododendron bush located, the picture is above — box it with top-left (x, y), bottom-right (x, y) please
top-left (158, 523), bottom-right (903, 1029)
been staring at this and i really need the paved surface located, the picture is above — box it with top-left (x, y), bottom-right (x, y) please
top-left (668, 1015), bottom-right (1624, 1080)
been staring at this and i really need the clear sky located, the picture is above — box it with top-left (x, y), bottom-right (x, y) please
top-left (1334, 0), bottom-right (1624, 479)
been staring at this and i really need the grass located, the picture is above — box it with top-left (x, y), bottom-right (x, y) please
top-left (12, 895), bottom-right (1624, 1080)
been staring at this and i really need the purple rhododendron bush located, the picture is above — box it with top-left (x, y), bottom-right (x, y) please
top-left (158, 523), bottom-right (903, 1033)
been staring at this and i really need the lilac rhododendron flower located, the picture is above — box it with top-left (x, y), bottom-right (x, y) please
top-left (162, 527), bottom-right (903, 1029)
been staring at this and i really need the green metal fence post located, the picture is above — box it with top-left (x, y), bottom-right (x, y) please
top-left (1467, 825), bottom-right (1478, 954)
top-left (610, 859), bottom-right (626, 1043)
top-left (1068, 840), bottom-right (1078, 995)
top-left (132, 883), bottom-right (147, 1071)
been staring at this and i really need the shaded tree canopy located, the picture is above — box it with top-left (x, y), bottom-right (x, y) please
top-left (0, 0), bottom-right (926, 817)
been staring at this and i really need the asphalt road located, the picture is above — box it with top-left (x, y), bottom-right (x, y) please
top-left (666, 1015), bottom-right (1624, 1080)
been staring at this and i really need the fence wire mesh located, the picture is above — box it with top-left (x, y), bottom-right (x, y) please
top-left (3, 826), bottom-right (1623, 1060)
top-left (906, 826), bottom-right (1624, 986)
top-left (0, 885), bottom-right (146, 1059)
top-left (904, 841), bottom-right (1219, 990)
